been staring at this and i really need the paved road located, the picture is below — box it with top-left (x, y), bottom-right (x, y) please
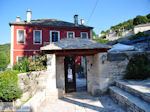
top-left (38, 92), bottom-right (125, 112)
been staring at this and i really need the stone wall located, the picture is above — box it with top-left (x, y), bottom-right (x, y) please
top-left (15, 70), bottom-right (49, 112)
top-left (88, 51), bottom-right (150, 95)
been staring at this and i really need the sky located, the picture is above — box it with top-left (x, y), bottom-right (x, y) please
top-left (0, 0), bottom-right (150, 44)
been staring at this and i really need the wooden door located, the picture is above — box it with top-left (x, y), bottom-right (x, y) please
top-left (64, 56), bottom-right (76, 93)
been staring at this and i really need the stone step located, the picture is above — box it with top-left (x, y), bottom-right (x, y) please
top-left (109, 86), bottom-right (150, 112)
top-left (115, 80), bottom-right (150, 103)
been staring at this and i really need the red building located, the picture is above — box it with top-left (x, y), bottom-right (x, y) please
top-left (9, 10), bottom-right (93, 66)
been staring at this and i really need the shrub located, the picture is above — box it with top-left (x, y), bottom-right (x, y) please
top-left (13, 57), bottom-right (29, 72)
top-left (93, 38), bottom-right (109, 44)
top-left (129, 32), bottom-right (149, 40)
top-left (28, 55), bottom-right (47, 71)
top-left (124, 54), bottom-right (150, 80)
top-left (0, 70), bottom-right (22, 101)
top-left (13, 55), bottom-right (46, 72)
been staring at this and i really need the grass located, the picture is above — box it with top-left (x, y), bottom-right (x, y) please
top-left (93, 38), bottom-right (109, 44)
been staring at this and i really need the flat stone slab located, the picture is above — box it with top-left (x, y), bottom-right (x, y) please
top-left (110, 86), bottom-right (150, 112)
top-left (116, 79), bottom-right (150, 103)
top-left (38, 92), bottom-right (125, 112)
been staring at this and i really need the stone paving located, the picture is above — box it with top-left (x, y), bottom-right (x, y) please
top-left (38, 92), bottom-right (125, 112)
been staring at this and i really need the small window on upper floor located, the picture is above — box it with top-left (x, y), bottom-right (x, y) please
top-left (67, 32), bottom-right (75, 39)
top-left (17, 30), bottom-right (25, 44)
top-left (33, 30), bottom-right (42, 44)
top-left (81, 32), bottom-right (88, 39)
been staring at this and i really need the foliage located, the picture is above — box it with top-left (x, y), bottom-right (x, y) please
top-left (124, 54), bottom-right (150, 80)
top-left (133, 15), bottom-right (149, 25)
top-left (0, 70), bottom-right (22, 101)
top-left (13, 57), bottom-right (29, 72)
top-left (92, 30), bottom-right (97, 38)
top-left (28, 55), bottom-right (47, 71)
top-left (0, 44), bottom-right (10, 70)
top-left (128, 32), bottom-right (149, 40)
top-left (101, 13), bottom-right (150, 37)
top-left (93, 38), bottom-right (109, 44)
top-left (146, 13), bottom-right (150, 20)
top-left (13, 55), bottom-right (47, 72)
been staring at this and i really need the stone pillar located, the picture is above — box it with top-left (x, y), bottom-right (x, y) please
top-left (46, 54), bottom-right (58, 97)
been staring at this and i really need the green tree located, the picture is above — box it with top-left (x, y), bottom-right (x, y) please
top-left (146, 13), bottom-right (150, 19)
top-left (133, 15), bottom-right (148, 25)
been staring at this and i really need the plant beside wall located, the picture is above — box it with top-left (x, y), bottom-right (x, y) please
top-left (0, 70), bottom-right (22, 102)
top-left (124, 54), bottom-right (150, 80)
top-left (13, 55), bottom-right (47, 72)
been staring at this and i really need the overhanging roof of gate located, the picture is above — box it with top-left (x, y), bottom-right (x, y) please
top-left (40, 38), bottom-right (111, 56)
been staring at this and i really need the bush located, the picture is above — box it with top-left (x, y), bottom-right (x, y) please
top-left (93, 38), bottom-right (109, 44)
top-left (129, 32), bottom-right (149, 40)
top-left (0, 70), bottom-right (22, 101)
top-left (28, 55), bottom-right (47, 71)
top-left (13, 57), bottom-right (29, 72)
top-left (124, 54), bottom-right (150, 80)
top-left (13, 55), bottom-right (46, 72)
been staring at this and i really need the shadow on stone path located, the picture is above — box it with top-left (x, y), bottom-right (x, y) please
top-left (38, 92), bottom-right (125, 112)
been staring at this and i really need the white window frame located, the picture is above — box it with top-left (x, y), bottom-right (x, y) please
top-left (67, 31), bottom-right (75, 39)
top-left (16, 56), bottom-right (24, 63)
top-left (80, 32), bottom-right (88, 39)
top-left (50, 30), bottom-right (60, 42)
top-left (33, 30), bottom-right (42, 44)
top-left (17, 29), bottom-right (26, 44)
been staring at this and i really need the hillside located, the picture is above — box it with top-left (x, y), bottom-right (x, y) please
top-left (101, 13), bottom-right (150, 36)
top-left (0, 43), bottom-right (10, 70)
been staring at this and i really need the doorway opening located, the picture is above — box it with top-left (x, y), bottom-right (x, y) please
top-left (64, 56), bottom-right (87, 93)
top-left (75, 56), bottom-right (87, 92)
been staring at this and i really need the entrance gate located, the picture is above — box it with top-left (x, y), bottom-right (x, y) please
top-left (64, 56), bottom-right (76, 93)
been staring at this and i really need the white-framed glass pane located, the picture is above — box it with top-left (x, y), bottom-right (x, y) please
top-left (68, 32), bottom-right (74, 38)
top-left (18, 30), bottom-right (25, 43)
top-left (52, 32), bottom-right (58, 42)
top-left (34, 31), bottom-right (41, 43)
top-left (17, 57), bottom-right (24, 62)
top-left (81, 32), bottom-right (88, 39)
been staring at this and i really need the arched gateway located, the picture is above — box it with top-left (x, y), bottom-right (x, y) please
top-left (41, 38), bottom-right (110, 97)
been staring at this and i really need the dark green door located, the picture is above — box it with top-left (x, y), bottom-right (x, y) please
top-left (64, 56), bottom-right (76, 93)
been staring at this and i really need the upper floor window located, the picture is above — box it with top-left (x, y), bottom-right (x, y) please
top-left (33, 30), bottom-right (42, 44)
top-left (17, 30), bottom-right (25, 44)
top-left (67, 32), bottom-right (75, 39)
top-left (81, 32), bottom-right (88, 39)
top-left (50, 31), bottom-right (60, 42)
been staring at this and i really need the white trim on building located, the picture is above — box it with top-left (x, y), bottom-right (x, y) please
top-left (16, 56), bottom-right (24, 63)
top-left (67, 31), bottom-right (75, 39)
top-left (80, 32), bottom-right (88, 39)
top-left (33, 30), bottom-right (42, 44)
top-left (17, 29), bottom-right (26, 44)
top-left (10, 26), bottom-right (14, 66)
top-left (49, 30), bottom-right (60, 42)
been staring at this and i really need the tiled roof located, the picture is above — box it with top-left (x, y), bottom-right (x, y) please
top-left (9, 19), bottom-right (93, 29)
top-left (40, 38), bottom-right (111, 51)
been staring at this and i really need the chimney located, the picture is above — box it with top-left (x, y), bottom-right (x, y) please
top-left (16, 16), bottom-right (21, 22)
top-left (80, 19), bottom-right (85, 25)
top-left (26, 9), bottom-right (32, 22)
top-left (74, 15), bottom-right (78, 26)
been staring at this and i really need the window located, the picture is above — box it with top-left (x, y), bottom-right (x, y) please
top-left (81, 32), bottom-right (88, 39)
top-left (33, 30), bottom-right (42, 44)
top-left (50, 31), bottom-right (60, 42)
top-left (17, 30), bottom-right (25, 43)
top-left (67, 32), bottom-right (75, 39)
top-left (17, 56), bottom-right (24, 63)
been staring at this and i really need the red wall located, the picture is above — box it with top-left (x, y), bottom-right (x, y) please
top-left (12, 25), bottom-right (91, 64)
